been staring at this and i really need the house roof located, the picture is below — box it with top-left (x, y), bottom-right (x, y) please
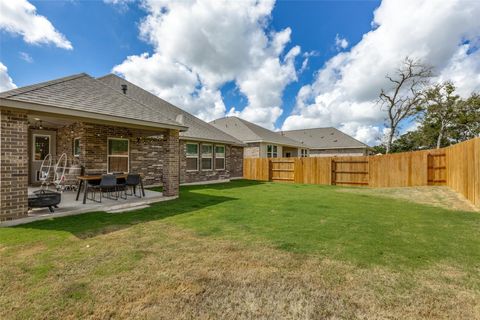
top-left (97, 74), bottom-right (244, 146)
top-left (0, 73), bottom-right (187, 131)
top-left (280, 127), bottom-right (368, 149)
top-left (210, 116), bottom-right (308, 148)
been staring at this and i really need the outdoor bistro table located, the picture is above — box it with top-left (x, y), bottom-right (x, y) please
top-left (76, 174), bottom-right (145, 204)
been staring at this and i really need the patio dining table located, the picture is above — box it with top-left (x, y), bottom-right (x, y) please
top-left (76, 174), bottom-right (145, 204)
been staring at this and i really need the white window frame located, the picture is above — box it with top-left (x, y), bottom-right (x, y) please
top-left (300, 148), bottom-right (309, 158)
top-left (32, 134), bottom-right (51, 162)
top-left (186, 142), bottom-right (199, 172)
top-left (267, 144), bottom-right (278, 158)
top-left (73, 137), bottom-right (81, 157)
top-left (107, 138), bottom-right (129, 173)
top-left (201, 143), bottom-right (213, 171)
top-left (214, 144), bottom-right (225, 170)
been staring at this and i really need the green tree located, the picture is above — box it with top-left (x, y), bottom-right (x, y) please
top-left (421, 82), bottom-right (461, 148)
top-left (450, 93), bottom-right (480, 143)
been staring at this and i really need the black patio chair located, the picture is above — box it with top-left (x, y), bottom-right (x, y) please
top-left (125, 174), bottom-right (142, 198)
top-left (88, 174), bottom-right (120, 203)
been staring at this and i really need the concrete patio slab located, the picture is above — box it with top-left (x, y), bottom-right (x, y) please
top-left (1, 188), bottom-right (176, 227)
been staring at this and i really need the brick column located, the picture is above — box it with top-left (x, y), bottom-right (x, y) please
top-left (0, 109), bottom-right (28, 221)
top-left (162, 129), bottom-right (180, 197)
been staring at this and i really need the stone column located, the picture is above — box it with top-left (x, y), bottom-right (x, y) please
top-left (162, 129), bottom-right (180, 197)
top-left (0, 109), bottom-right (28, 221)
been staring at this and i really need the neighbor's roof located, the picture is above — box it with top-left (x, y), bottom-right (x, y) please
top-left (210, 116), bottom-right (308, 148)
top-left (97, 74), bottom-right (244, 146)
top-left (280, 127), bottom-right (368, 149)
top-left (0, 73), bottom-right (187, 131)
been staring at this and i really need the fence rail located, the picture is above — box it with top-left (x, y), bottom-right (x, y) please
top-left (243, 137), bottom-right (480, 207)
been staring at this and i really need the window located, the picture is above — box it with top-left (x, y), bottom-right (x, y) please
top-left (201, 144), bottom-right (213, 170)
top-left (267, 144), bottom-right (278, 158)
top-left (215, 145), bottom-right (225, 170)
top-left (107, 138), bottom-right (129, 173)
top-left (300, 149), bottom-right (309, 157)
top-left (33, 135), bottom-right (50, 161)
top-left (73, 138), bottom-right (80, 157)
top-left (186, 143), bottom-right (199, 171)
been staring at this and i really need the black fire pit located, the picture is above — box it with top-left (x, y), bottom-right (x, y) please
top-left (28, 190), bottom-right (61, 213)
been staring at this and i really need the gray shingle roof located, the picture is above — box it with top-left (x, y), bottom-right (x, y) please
top-left (0, 73), bottom-right (186, 130)
top-left (210, 116), bottom-right (308, 148)
top-left (280, 127), bottom-right (368, 149)
top-left (98, 74), bottom-right (244, 145)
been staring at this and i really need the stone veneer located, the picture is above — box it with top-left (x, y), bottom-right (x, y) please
top-left (0, 109), bottom-right (28, 221)
top-left (244, 142), bottom-right (261, 158)
top-left (179, 141), bottom-right (244, 184)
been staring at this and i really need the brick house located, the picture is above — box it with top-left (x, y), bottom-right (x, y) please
top-left (210, 116), bottom-right (309, 158)
top-left (0, 73), bottom-right (243, 221)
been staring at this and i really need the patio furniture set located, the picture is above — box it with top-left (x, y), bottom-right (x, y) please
top-left (28, 153), bottom-right (145, 213)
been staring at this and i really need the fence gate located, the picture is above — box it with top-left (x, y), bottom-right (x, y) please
top-left (331, 158), bottom-right (369, 186)
top-left (427, 153), bottom-right (446, 185)
top-left (270, 158), bottom-right (295, 182)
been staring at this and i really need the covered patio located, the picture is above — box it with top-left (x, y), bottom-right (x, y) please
top-left (0, 73), bottom-right (187, 222)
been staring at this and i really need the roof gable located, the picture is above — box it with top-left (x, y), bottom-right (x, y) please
top-left (210, 117), bottom-right (308, 148)
top-left (98, 74), bottom-right (244, 145)
top-left (281, 127), bottom-right (368, 149)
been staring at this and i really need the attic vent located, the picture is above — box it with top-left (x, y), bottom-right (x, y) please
top-left (121, 84), bottom-right (127, 94)
top-left (176, 114), bottom-right (184, 125)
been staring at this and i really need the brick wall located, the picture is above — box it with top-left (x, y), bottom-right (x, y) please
top-left (0, 109), bottom-right (28, 221)
top-left (179, 140), bottom-right (233, 184)
top-left (57, 122), bottom-right (166, 186)
top-left (230, 146), bottom-right (244, 177)
top-left (163, 129), bottom-right (179, 196)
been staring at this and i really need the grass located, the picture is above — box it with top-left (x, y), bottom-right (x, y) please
top-left (1, 180), bottom-right (479, 319)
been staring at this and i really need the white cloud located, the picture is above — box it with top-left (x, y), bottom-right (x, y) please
top-left (112, 0), bottom-right (299, 128)
top-left (0, 0), bottom-right (72, 49)
top-left (335, 34), bottom-right (348, 50)
top-left (283, 0), bottom-right (480, 145)
top-left (0, 62), bottom-right (16, 92)
top-left (19, 51), bottom-right (33, 63)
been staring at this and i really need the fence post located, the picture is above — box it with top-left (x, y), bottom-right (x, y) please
top-left (331, 158), bottom-right (336, 185)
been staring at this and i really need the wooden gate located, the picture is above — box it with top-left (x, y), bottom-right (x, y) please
top-left (270, 158), bottom-right (295, 182)
top-left (331, 158), bottom-right (369, 186)
top-left (427, 153), bottom-right (446, 185)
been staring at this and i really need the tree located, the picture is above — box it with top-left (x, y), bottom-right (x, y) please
top-left (422, 81), bottom-right (460, 148)
top-left (379, 57), bottom-right (433, 153)
top-left (450, 93), bottom-right (480, 142)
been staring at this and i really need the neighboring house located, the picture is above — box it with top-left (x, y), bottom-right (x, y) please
top-left (210, 116), bottom-right (309, 158)
top-left (280, 128), bottom-right (369, 157)
top-left (98, 74), bottom-right (245, 184)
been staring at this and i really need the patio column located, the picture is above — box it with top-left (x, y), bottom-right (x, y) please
top-left (163, 129), bottom-right (180, 197)
top-left (0, 109), bottom-right (28, 221)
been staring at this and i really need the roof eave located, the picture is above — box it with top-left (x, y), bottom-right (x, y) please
top-left (0, 98), bottom-right (188, 132)
top-left (180, 136), bottom-right (246, 146)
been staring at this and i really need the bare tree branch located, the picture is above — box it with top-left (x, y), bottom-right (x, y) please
top-left (379, 57), bottom-right (433, 153)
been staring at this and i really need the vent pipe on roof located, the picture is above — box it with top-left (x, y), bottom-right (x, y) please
top-left (121, 84), bottom-right (127, 94)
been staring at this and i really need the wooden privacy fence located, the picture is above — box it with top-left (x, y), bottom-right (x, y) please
top-left (243, 137), bottom-right (480, 206)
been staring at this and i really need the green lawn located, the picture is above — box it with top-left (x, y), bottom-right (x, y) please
top-left (1, 180), bottom-right (479, 319)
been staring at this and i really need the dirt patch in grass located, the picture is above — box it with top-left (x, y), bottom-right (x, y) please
top-left (338, 186), bottom-right (479, 212)
top-left (1, 223), bottom-right (478, 320)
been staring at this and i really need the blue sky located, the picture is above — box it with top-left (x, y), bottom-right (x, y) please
top-left (1, 0), bottom-right (479, 145)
